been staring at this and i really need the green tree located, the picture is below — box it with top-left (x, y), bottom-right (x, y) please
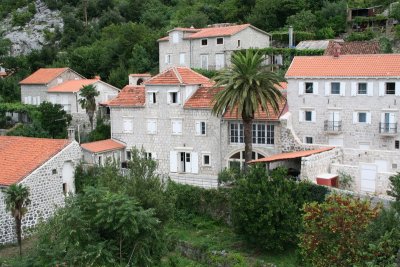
top-left (78, 84), bottom-right (99, 130)
top-left (38, 101), bottom-right (72, 138)
top-left (286, 10), bottom-right (317, 31)
top-left (3, 184), bottom-right (31, 256)
top-left (211, 50), bottom-right (284, 170)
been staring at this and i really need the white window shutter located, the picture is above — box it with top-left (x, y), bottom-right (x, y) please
top-left (24, 97), bottom-right (28, 104)
top-left (165, 55), bottom-right (168, 64)
top-left (167, 93), bottom-right (171, 104)
top-left (299, 110), bottom-right (303, 122)
top-left (353, 112), bottom-right (358, 124)
top-left (37, 96), bottom-right (40, 105)
top-left (390, 113), bottom-right (396, 123)
top-left (366, 112), bottom-right (371, 124)
top-left (177, 91), bottom-right (181, 104)
top-left (148, 93), bottom-right (154, 104)
top-left (311, 111), bottom-right (316, 122)
top-left (169, 151), bottom-right (178, 172)
top-left (298, 82), bottom-right (304, 95)
top-left (340, 82), bottom-right (346, 96)
top-left (379, 82), bottom-right (385, 96)
top-left (381, 113), bottom-right (385, 123)
top-left (367, 82), bottom-right (373, 96)
top-left (395, 82), bottom-right (400, 96)
top-left (191, 152), bottom-right (199, 174)
top-left (314, 82), bottom-right (319, 95)
top-left (325, 82), bottom-right (330, 96)
top-left (195, 121), bottom-right (201, 135)
top-left (152, 153), bottom-right (157, 160)
top-left (178, 120), bottom-right (182, 134)
top-left (28, 96), bottom-right (32, 104)
top-left (351, 82), bottom-right (357, 96)
top-left (32, 97), bottom-right (36, 105)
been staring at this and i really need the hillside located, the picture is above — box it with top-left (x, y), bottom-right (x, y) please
top-left (0, 0), bottom-right (399, 102)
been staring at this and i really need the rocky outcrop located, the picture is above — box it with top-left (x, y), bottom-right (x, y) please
top-left (0, 0), bottom-right (63, 56)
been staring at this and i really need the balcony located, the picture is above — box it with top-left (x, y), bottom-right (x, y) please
top-left (379, 123), bottom-right (397, 136)
top-left (324, 120), bottom-right (342, 134)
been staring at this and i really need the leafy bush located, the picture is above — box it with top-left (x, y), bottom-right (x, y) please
top-left (299, 194), bottom-right (380, 266)
top-left (33, 187), bottom-right (165, 266)
top-left (315, 27), bottom-right (335, 39)
top-left (87, 117), bottom-right (111, 141)
top-left (217, 167), bottom-right (241, 185)
top-left (337, 170), bottom-right (354, 190)
top-left (345, 29), bottom-right (375, 41)
top-left (192, 68), bottom-right (218, 78)
top-left (11, 10), bottom-right (34, 26)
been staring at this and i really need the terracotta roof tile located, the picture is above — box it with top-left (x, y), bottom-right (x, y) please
top-left (103, 85), bottom-right (145, 107)
top-left (145, 67), bottom-right (210, 85)
top-left (324, 41), bottom-right (380, 56)
top-left (81, 139), bottom-right (125, 153)
top-left (286, 54), bottom-right (400, 77)
top-left (250, 147), bottom-right (334, 163)
top-left (48, 79), bottom-right (98, 93)
top-left (0, 136), bottom-right (70, 186)
top-left (19, 68), bottom-right (69, 84)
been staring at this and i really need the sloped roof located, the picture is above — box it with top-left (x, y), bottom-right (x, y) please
top-left (145, 67), bottom-right (211, 85)
top-left (296, 40), bottom-right (332, 50)
top-left (19, 68), bottom-right (69, 84)
top-left (103, 85), bottom-right (145, 107)
top-left (48, 79), bottom-right (99, 93)
top-left (286, 54), bottom-right (400, 77)
top-left (158, 24), bottom-right (267, 41)
top-left (324, 41), bottom-right (380, 56)
top-left (250, 147), bottom-right (334, 163)
top-left (81, 139), bottom-right (125, 153)
top-left (0, 136), bottom-right (70, 186)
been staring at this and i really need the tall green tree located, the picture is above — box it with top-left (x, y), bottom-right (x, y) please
top-left (3, 184), bottom-right (31, 256)
top-left (78, 84), bottom-right (99, 130)
top-left (38, 101), bottom-right (72, 138)
top-left (211, 50), bottom-right (284, 170)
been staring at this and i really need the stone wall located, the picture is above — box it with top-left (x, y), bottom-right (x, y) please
top-left (301, 148), bottom-right (342, 182)
top-left (0, 141), bottom-right (82, 245)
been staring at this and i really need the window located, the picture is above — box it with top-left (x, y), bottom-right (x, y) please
top-left (358, 112), bottom-right (367, 123)
top-left (305, 83), bottom-right (313, 94)
top-left (358, 83), bottom-right (367, 95)
top-left (145, 152), bottom-right (152, 160)
top-left (169, 92), bottom-right (178, 104)
top-left (386, 83), bottom-right (396, 95)
top-left (266, 125), bottom-right (275, 145)
top-left (147, 119), bottom-right (157, 134)
top-left (237, 40), bottom-right (241, 47)
top-left (228, 151), bottom-right (265, 170)
top-left (305, 137), bottom-right (313, 144)
top-left (172, 32), bottom-right (179, 43)
top-left (396, 140), bottom-right (400, 149)
top-left (202, 154), bottom-right (211, 166)
top-left (148, 92), bottom-right (157, 104)
top-left (305, 111), bottom-right (312, 122)
top-left (171, 119), bottom-right (182, 135)
top-left (252, 123), bottom-right (265, 144)
top-left (195, 121), bottom-right (206, 136)
top-left (123, 118), bottom-right (133, 133)
top-left (331, 82), bottom-right (340, 94)
top-left (126, 151), bottom-right (131, 160)
top-left (52, 169), bottom-right (57, 174)
top-left (179, 53), bottom-right (185, 65)
top-left (201, 39), bottom-right (208, 46)
top-left (165, 54), bottom-right (171, 64)
top-left (217, 37), bottom-right (224, 44)
top-left (200, 54), bottom-right (208, 69)
top-left (63, 183), bottom-right (67, 195)
top-left (230, 122), bottom-right (244, 143)
top-left (230, 122), bottom-right (274, 144)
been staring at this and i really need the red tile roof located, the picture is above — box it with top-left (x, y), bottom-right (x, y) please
top-left (158, 24), bottom-right (265, 41)
top-left (286, 54), bottom-right (400, 77)
top-left (103, 85), bottom-right (145, 107)
top-left (250, 147), bottom-right (334, 163)
top-left (324, 41), bottom-right (380, 56)
top-left (0, 136), bottom-right (70, 186)
top-left (81, 139), bottom-right (125, 153)
top-left (19, 68), bottom-right (69, 84)
top-left (0, 71), bottom-right (7, 77)
top-left (184, 82), bottom-right (287, 121)
top-left (48, 79), bottom-right (98, 93)
top-left (145, 67), bottom-right (211, 85)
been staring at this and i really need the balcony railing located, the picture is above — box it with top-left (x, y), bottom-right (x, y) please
top-left (324, 120), bottom-right (342, 133)
top-left (379, 123), bottom-right (397, 135)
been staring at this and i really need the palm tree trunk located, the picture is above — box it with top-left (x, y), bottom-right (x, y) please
top-left (15, 217), bottom-right (22, 256)
top-left (243, 118), bottom-right (253, 172)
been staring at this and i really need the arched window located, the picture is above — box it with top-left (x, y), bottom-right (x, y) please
top-left (228, 150), bottom-right (266, 170)
top-left (137, 78), bottom-right (144, 85)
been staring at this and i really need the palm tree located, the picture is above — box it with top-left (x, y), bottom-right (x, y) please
top-left (4, 184), bottom-right (31, 256)
top-left (79, 84), bottom-right (99, 130)
top-left (212, 50), bottom-right (285, 171)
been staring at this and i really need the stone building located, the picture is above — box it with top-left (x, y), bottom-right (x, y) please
top-left (285, 53), bottom-right (400, 194)
top-left (0, 136), bottom-right (82, 245)
top-left (81, 139), bottom-right (126, 166)
top-left (19, 68), bottom-right (120, 128)
top-left (158, 23), bottom-right (270, 72)
top-left (104, 67), bottom-right (287, 187)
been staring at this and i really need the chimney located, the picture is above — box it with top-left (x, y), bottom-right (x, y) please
top-left (333, 42), bottom-right (341, 58)
top-left (129, 73), bottom-right (152, 85)
top-left (67, 126), bottom-right (76, 141)
top-left (288, 26), bottom-right (294, 48)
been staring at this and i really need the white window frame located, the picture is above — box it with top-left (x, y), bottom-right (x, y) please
top-left (122, 117), bottom-right (134, 133)
top-left (195, 121), bottom-right (206, 136)
top-left (200, 54), bottom-right (209, 70)
top-left (353, 111), bottom-right (371, 124)
top-left (202, 153), bottom-right (211, 166)
top-left (172, 32), bottom-right (179, 44)
top-left (167, 90), bottom-right (180, 104)
top-left (165, 54), bottom-right (172, 64)
top-left (201, 39), bottom-right (208, 46)
top-left (304, 136), bottom-right (314, 144)
top-left (147, 119), bottom-right (157, 134)
top-left (179, 52), bottom-right (185, 65)
top-left (148, 91), bottom-right (157, 104)
top-left (171, 119), bottom-right (183, 135)
top-left (216, 37), bottom-right (224, 45)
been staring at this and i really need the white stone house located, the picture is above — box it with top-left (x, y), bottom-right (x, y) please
top-left (104, 67), bottom-right (287, 187)
top-left (19, 68), bottom-right (120, 128)
top-left (285, 53), bottom-right (400, 194)
top-left (158, 23), bottom-right (271, 72)
top-left (0, 136), bottom-right (82, 245)
top-left (81, 139), bottom-right (126, 166)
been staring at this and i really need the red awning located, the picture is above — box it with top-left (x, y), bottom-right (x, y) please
top-left (250, 147), bottom-right (334, 164)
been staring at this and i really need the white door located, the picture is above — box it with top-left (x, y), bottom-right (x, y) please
top-left (62, 161), bottom-right (75, 194)
top-left (200, 55), bottom-right (208, 70)
top-left (360, 164), bottom-right (377, 193)
top-left (215, 53), bottom-right (225, 70)
top-left (328, 136), bottom-right (343, 146)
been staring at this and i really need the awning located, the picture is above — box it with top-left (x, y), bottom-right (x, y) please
top-left (250, 147), bottom-right (334, 164)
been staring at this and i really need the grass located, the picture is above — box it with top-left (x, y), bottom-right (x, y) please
top-left (165, 212), bottom-right (297, 266)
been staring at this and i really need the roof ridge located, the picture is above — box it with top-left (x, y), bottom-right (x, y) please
top-left (173, 67), bottom-right (183, 84)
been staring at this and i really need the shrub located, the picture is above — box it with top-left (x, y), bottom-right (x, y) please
top-left (87, 117), bottom-right (111, 141)
top-left (299, 194), bottom-right (380, 266)
top-left (337, 170), bottom-right (354, 190)
top-left (345, 29), bottom-right (375, 41)
top-left (11, 10), bottom-right (34, 26)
